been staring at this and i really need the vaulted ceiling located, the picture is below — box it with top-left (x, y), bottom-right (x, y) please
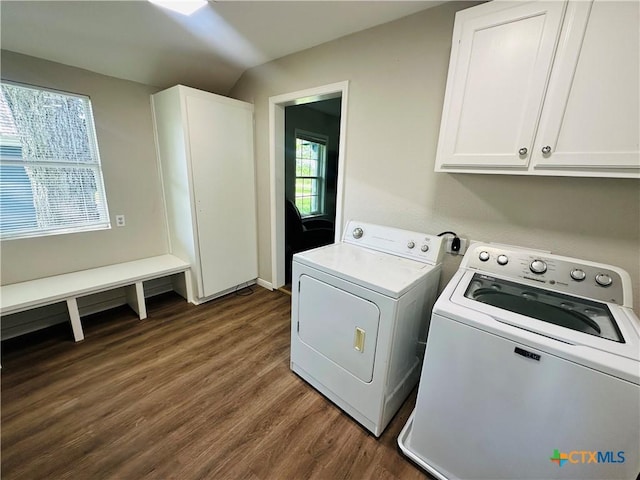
top-left (1, 1), bottom-right (443, 94)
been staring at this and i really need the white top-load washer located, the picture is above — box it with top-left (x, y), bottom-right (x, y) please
top-left (290, 220), bottom-right (444, 436)
top-left (399, 243), bottom-right (640, 480)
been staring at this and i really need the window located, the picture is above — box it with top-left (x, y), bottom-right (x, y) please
top-left (0, 82), bottom-right (110, 240)
top-left (294, 131), bottom-right (327, 217)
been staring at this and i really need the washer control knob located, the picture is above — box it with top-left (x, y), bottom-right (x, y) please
top-left (595, 273), bottom-right (613, 287)
top-left (407, 241), bottom-right (415, 249)
top-left (352, 227), bottom-right (363, 239)
top-left (421, 244), bottom-right (429, 252)
top-left (479, 251), bottom-right (490, 262)
top-left (529, 260), bottom-right (547, 274)
top-left (497, 254), bottom-right (509, 266)
top-left (570, 269), bottom-right (586, 281)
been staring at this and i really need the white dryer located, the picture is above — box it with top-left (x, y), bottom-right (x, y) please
top-left (399, 243), bottom-right (640, 480)
top-left (290, 220), bottom-right (444, 437)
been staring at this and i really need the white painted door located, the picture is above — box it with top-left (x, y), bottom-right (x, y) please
top-left (187, 94), bottom-right (258, 298)
top-left (532, 1), bottom-right (640, 174)
top-left (435, 1), bottom-right (566, 170)
top-left (297, 274), bottom-right (380, 383)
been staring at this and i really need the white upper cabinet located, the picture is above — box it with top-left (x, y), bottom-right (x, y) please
top-left (435, 1), bottom-right (567, 170)
top-left (532, 1), bottom-right (639, 176)
top-left (435, 0), bottom-right (640, 178)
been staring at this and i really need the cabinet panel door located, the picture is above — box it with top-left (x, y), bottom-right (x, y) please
top-left (435, 1), bottom-right (566, 170)
top-left (187, 95), bottom-right (258, 298)
top-left (533, 1), bottom-right (639, 175)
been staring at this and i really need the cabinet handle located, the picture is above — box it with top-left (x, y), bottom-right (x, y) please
top-left (518, 147), bottom-right (528, 156)
top-left (541, 146), bottom-right (552, 154)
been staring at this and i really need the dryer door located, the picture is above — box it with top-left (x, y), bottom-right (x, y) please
top-left (297, 274), bottom-right (381, 383)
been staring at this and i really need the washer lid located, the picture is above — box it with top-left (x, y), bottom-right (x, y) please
top-left (293, 243), bottom-right (438, 298)
top-left (465, 273), bottom-right (624, 343)
top-left (446, 270), bottom-right (640, 368)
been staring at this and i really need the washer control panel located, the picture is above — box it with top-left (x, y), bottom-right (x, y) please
top-left (344, 220), bottom-right (444, 265)
top-left (465, 244), bottom-right (627, 305)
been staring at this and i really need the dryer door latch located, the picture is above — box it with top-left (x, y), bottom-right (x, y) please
top-left (354, 327), bottom-right (366, 353)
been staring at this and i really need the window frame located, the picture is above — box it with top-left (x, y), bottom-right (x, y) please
top-left (294, 129), bottom-right (328, 218)
top-left (0, 80), bottom-right (111, 241)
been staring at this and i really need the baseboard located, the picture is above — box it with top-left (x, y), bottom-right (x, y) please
top-left (191, 279), bottom-right (258, 305)
top-left (256, 278), bottom-right (273, 291)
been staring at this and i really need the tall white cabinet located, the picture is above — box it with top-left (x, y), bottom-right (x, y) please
top-left (152, 85), bottom-right (257, 303)
top-left (435, 0), bottom-right (639, 178)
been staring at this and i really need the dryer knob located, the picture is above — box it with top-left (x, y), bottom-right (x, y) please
top-left (352, 227), bottom-right (364, 239)
top-left (497, 254), bottom-right (509, 266)
top-left (407, 241), bottom-right (415, 249)
top-left (421, 244), bottom-right (429, 252)
top-left (479, 251), bottom-right (490, 262)
top-left (595, 273), bottom-right (613, 287)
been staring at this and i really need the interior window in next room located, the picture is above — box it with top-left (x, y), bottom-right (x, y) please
top-left (294, 130), bottom-right (327, 218)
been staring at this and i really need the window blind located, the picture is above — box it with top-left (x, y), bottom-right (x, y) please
top-left (0, 82), bottom-right (110, 240)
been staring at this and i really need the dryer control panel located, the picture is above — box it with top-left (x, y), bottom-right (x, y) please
top-left (463, 244), bottom-right (631, 306)
top-left (343, 220), bottom-right (444, 265)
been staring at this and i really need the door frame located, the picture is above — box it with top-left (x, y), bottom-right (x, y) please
top-left (269, 81), bottom-right (349, 289)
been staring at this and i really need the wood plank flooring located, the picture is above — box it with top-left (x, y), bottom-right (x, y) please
top-left (1, 287), bottom-right (429, 480)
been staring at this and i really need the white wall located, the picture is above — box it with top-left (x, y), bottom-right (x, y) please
top-left (1, 51), bottom-right (168, 284)
top-left (230, 2), bottom-right (640, 311)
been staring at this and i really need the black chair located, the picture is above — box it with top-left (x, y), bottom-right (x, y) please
top-left (285, 198), bottom-right (334, 282)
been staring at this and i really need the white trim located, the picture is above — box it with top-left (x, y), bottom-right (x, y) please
top-left (256, 278), bottom-right (274, 291)
top-left (189, 280), bottom-right (257, 305)
top-left (295, 129), bottom-right (329, 144)
top-left (150, 96), bottom-right (173, 254)
top-left (268, 81), bottom-right (349, 290)
top-left (334, 85), bottom-right (349, 245)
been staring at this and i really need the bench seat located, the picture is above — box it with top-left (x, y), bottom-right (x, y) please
top-left (0, 255), bottom-right (192, 342)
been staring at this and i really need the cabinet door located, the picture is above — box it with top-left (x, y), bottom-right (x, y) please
top-left (187, 94), bottom-right (258, 299)
top-left (532, 1), bottom-right (640, 176)
top-left (435, 1), bottom-right (566, 170)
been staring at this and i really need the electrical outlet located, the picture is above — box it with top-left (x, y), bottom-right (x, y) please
top-left (115, 215), bottom-right (126, 227)
top-left (445, 236), bottom-right (468, 256)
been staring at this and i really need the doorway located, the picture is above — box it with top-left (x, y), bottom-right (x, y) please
top-left (284, 99), bottom-right (341, 284)
top-left (269, 81), bottom-right (349, 290)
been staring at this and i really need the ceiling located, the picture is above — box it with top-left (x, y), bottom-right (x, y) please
top-left (0, 1), bottom-right (444, 95)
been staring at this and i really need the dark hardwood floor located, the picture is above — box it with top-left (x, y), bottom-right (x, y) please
top-left (1, 287), bottom-right (429, 480)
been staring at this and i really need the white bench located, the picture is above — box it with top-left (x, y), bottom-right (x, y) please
top-left (0, 255), bottom-right (192, 342)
